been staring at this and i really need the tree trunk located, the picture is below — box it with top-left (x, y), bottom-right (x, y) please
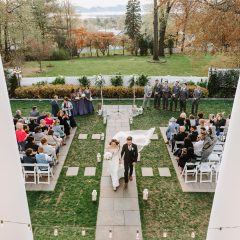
top-left (153, 0), bottom-right (159, 61)
top-left (90, 43), bottom-right (92, 57)
top-left (122, 42), bottom-right (125, 56)
top-left (39, 60), bottom-right (42, 72)
top-left (181, 32), bottom-right (186, 52)
top-left (4, 19), bottom-right (10, 62)
top-left (159, 4), bottom-right (172, 57)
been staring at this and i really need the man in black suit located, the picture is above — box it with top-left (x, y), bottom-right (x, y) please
top-left (51, 95), bottom-right (60, 117)
top-left (153, 79), bottom-right (162, 109)
top-left (121, 136), bottom-right (138, 189)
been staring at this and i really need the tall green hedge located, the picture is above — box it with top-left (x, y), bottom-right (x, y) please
top-left (208, 69), bottom-right (240, 98)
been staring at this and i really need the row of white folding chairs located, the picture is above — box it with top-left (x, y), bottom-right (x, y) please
top-left (181, 162), bottom-right (221, 184)
top-left (22, 163), bottom-right (54, 184)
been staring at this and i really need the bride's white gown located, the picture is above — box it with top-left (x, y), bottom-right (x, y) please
top-left (106, 128), bottom-right (155, 189)
top-left (107, 148), bottom-right (124, 188)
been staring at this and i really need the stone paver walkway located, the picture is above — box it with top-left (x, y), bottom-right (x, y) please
top-left (66, 167), bottom-right (79, 176)
top-left (96, 105), bottom-right (142, 240)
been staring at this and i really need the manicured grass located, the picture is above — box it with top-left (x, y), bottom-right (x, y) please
top-left (10, 99), bottom-right (233, 240)
top-left (22, 54), bottom-right (216, 77)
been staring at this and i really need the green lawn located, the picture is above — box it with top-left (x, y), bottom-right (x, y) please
top-left (22, 54), bottom-right (216, 77)
top-left (10, 99), bottom-right (233, 240)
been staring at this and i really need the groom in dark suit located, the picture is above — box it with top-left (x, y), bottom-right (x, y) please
top-left (121, 136), bottom-right (138, 189)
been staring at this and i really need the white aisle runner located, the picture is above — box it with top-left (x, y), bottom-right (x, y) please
top-left (96, 105), bottom-right (142, 240)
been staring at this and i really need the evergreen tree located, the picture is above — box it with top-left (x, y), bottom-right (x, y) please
top-left (125, 0), bottom-right (142, 55)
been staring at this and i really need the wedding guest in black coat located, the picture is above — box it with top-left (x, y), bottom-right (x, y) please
top-left (121, 136), bottom-right (138, 189)
top-left (179, 83), bottom-right (189, 112)
top-left (51, 95), bottom-right (60, 117)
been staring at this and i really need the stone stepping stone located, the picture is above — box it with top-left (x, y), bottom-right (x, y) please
top-left (78, 134), bottom-right (88, 140)
top-left (66, 167), bottom-right (79, 176)
top-left (84, 167), bottom-right (96, 176)
top-left (151, 134), bottom-right (159, 140)
top-left (92, 134), bottom-right (101, 140)
top-left (159, 167), bottom-right (171, 177)
top-left (141, 167), bottom-right (153, 177)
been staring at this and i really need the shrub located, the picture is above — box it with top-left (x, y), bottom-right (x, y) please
top-left (137, 74), bottom-right (149, 86)
top-left (33, 81), bottom-right (48, 86)
top-left (78, 76), bottom-right (90, 87)
top-left (110, 73), bottom-right (123, 86)
top-left (208, 69), bottom-right (239, 98)
top-left (51, 48), bottom-right (70, 60)
top-left (186, 80), bottom-right (196, 86)
top-left (197, 79), bottom-right (208, 88)
top-left (52, 76), bottom-right (65, 85)
top-left (15, 84), bottom-right (209, 99)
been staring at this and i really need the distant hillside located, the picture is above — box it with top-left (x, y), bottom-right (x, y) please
top-left (74, 5), bottom-right (126, 13)
top-left (74, 4), bottom-right (152, 14)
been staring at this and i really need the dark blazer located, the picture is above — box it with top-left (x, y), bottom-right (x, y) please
top-left (51, 100), bottom-right (60, 117)
top-left (21, 156), bottom-right (37, 171)
top-left (121, 143), bottom-right (138, 163)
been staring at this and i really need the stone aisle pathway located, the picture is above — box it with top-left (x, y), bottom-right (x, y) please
top-left (96, 105), bottom-right (142, 240)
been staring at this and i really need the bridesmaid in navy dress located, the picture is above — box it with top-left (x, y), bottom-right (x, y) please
top-left (84, 86), bottom-right (94, 114)
top-left (70, 89), bottom-right (79, 116)
top-left (77, 87), bottom-right (88, 116)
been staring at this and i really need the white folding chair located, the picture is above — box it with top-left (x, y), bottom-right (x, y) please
top-left (208, 153), bottom-right (221, 164)
top-left (22, 164), bottom-right (37, 184)
top-left (36, 164), bottom-right (54, 184)
top-left (198, 162), bottom-right (213, 183)
top-left (173, 141), bottom-right (184, 152)
top-left (181, 163), bottom-right (199, 183)
top-left (213, 163), bottom-right (221, 183)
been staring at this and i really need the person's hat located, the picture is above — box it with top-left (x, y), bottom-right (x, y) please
top-left (169, 117), bottom-right (177, 122)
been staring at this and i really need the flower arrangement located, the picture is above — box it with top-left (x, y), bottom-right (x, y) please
top-left (95, 75), bottom-right (105, 87)
top-left (104, 152), bottom-right (113, 160)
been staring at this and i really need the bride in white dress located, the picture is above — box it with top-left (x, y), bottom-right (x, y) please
top-left (105, 139), bottom-right (124, 191)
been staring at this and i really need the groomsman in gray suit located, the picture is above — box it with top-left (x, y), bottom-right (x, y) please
top-left (162, 81), bottom-right (171, 111)
top-left (170, 81), bottom-right (181, 111)
top-left (153, 79), bottom-right (162, 109)
top-left (192, 85), bottom-right (202, 114)
top-left (179, 83), bottom-right (189, 112)
top-left (142, 82), bottom-right (152, 109)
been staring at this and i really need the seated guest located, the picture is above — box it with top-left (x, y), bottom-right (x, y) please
top-left (32, 126), bottom-right (46, 142)
top-left (176, 112), bottom-right (186, 126)
top-left (189, 114), bottom-right (196, 127)
top-left (193, 135), bottom-right (204, 157)
top-left (14, 110), bottom-right (22, 119)
top-left (176, 137), bottom-right (193, 157)
top-left (208, 114), bottom-right (215, 125)
top-left (37, 112), bottom-right (47, 124)
top-left (197, 119), bottom-right (208, 134)
top-left (46, 129), bottom-right (62, 147)
top-left (166, 117), bottom-right (179, 144)
top-left (25, 136), bottom-right (39, 153)
top-left (184, 118), bottom-right (191, 132)
top-left (21, 148), bottom-right (37, 171)
top-left (40, 138), bottom-right (57, 160)
top-left (39, 119), bottom-right (49, 132)
top-left (178, 147), bottom-right (195, 173)
top-left (201, 130), bottom-right (215, 162)
top-left (29, 106), bottom-right (40, 117)
top-left (52, 120), bottom-right (66, 144)
top-left (196, 112), bottom-right (204, 126)
top-left (214, 112), bottom-right (226, 135)
top-left (189, 126), bottom-right (198, 142)
top-left (23, 125), bottom-right (30, 135)
top-left (28, 118), bottom-right (39, 132)
top-left (172, 126), bottom-right (188, 152)
top-left (57, 110), bottom-right (70, 136)
top-left (36, 147), bottom-right (54, 168)
top-left (16, 122), bottom-right (28, 151)
top-left (44, 113), bottom-right (54, 126)
top-left (13, 118), bottom-right (19, 128)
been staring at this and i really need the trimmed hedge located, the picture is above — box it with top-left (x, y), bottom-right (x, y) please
top-left (15, 84), bottom-right (208, 99)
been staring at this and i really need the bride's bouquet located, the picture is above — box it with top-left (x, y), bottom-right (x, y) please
top-left (104, 151), bottom-right (113, 160)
